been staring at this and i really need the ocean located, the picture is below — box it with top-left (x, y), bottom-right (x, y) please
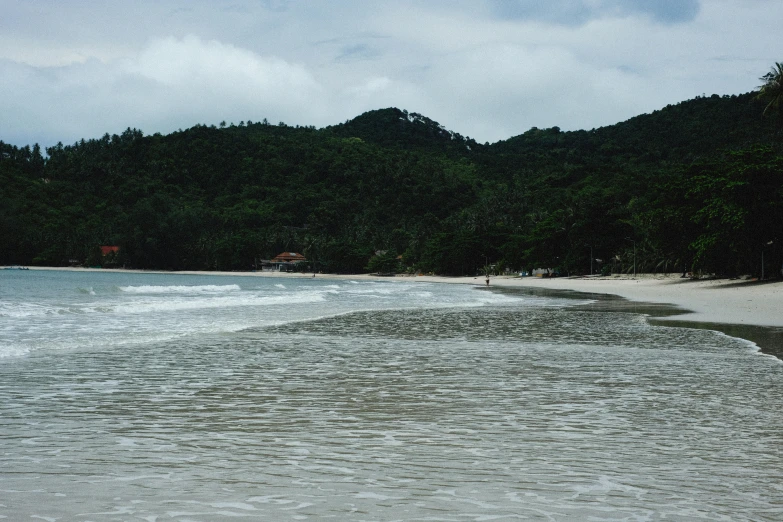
top-left (1, 269), bottom-right (781, 520)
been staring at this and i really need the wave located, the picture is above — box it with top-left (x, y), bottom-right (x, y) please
top-left (0, 344), bottom-right (30, 358)
top-left (0, 302), bottom-right (60, 318)
top-left (118, 284), bottom-right (241, 294)
top-left (113, 291), bottom-right (327, 314)
top-left (343, 285), bottom-right (429, 296)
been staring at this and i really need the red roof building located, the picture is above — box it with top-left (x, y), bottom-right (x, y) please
top-left (271, 252), bottom-right (306, 263)
top-left (100, 246), bottom-right (120, 256)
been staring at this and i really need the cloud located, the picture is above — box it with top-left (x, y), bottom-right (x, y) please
top-left (131, 36), bottom-right (318, 99)
top-left (622, 0), bottom-right (700, 23)
top-left (416, 42), bottom-right (660, 142)
top-left (335, 44), bottom-right (383, 63)
top-left (0, 36), bottom-right (324, 146)
top-left (348, 77), bottom-right (392, 97)
top-left (490, 0), bottom-right (700, 25)
top-left (1, 1), bottom-right (782, 147)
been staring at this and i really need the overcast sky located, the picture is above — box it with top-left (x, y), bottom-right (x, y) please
top-left (1, 0), bottom-right (780, 148)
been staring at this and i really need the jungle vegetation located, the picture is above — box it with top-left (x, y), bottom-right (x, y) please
top-left (1, 77), bottom-right (782, 277)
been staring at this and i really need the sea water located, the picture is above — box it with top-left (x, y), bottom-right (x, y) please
top-left (0, 270), bottom-right (781, 521)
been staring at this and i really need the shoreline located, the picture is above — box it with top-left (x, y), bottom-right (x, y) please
top-left (414, 273), bottom-right (783, 327)
top-left (414, 273), bottom-right (783, 360)
top-left (11, 266), bottom-right (783, 358)
top-left (13, 267), bottom-right (782, 326)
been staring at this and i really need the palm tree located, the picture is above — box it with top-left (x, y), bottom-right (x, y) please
top-left (756, 62), bottom-right (783, 120)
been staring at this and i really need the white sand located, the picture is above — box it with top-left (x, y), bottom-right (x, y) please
top-left (411, 273), bottom-right (783, 328)
top-left (15, 267), bottom-right (783, 328)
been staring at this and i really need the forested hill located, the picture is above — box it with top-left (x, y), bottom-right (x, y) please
top-left (1, 91), bottom-right (781, 277)
top-left (329, 108), bottom-right (482, 155)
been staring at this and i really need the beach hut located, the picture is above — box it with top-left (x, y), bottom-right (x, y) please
top-left (266, 252), bottom-right (307, 272)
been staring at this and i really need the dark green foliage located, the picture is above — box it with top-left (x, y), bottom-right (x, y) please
top-left (2, 89), bottom-right (781, 276)
top-left (683, 147), bottom-right (783, 275)
top-left (366, 250), bottom-right (402, 274)
top-left (757, 62), bottom-right (783, 123)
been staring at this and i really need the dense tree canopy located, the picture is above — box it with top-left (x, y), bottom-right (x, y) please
top-left (2, 88), bottom-right (781, 278)
top-left (757, 62), bottom-right (783, 121)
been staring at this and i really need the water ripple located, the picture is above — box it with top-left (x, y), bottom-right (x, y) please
top-left (1, 305), bottom-right (781, 520)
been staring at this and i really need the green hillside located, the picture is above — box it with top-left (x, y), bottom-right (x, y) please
top-left (1, 90), bottom-right (781, 277)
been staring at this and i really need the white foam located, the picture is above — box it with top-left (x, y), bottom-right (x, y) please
top-left (343, 283), bottom-right (421, 295)
top-left (118, 284), bottom-right (241, 294)
top-left (113, 291), bottom-right (326, 314)
top-left (0, 344), bottom-right (31, 358)
top-left (471, 292), bottom-right (525, 305)
top-left (0, 302), bottom-right (65, 318)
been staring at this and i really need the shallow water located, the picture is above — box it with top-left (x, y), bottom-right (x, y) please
top-left (1, 271), bottom-right (781, 520)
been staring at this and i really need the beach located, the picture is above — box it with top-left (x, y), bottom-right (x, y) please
top-left (415, 273), bottom-right (783, 328)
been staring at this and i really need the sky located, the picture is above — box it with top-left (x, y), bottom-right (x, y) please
top-left (1, 0), bottom-right (780, 148)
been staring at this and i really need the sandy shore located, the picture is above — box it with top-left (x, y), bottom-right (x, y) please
top-left (13, 266), bottom-right (783, 328)
top-left (414, 273), bottom-right (783, 328)
top-left (403, 273), bottom-right (783, 358)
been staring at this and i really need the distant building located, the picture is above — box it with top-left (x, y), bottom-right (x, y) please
top-left (271, 252), bottom-right (306, 263)
top-left (100, 246), bottom-right (120, 256)
top-left (263, 252), bottom-right (307, 272)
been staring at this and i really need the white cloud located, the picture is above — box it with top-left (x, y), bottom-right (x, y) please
top-left (0, 36), bottom-right (326, 146)
top-left (131, 36), bottom-right (316, 94)
top-left (348, 77), bottom-right (392, 98)
top-left (125, 35), bottom-right (324, 126)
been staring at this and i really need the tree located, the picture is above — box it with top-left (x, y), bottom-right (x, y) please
top-left (684, 147), bottom-right (783, 276)
top-left (757, 62), bottom-right (783, 121)
top-left (366, 250), bottom-right (401, 274)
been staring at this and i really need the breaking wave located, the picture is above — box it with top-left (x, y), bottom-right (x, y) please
top-left (118, 284), bottom-right (242, 294)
